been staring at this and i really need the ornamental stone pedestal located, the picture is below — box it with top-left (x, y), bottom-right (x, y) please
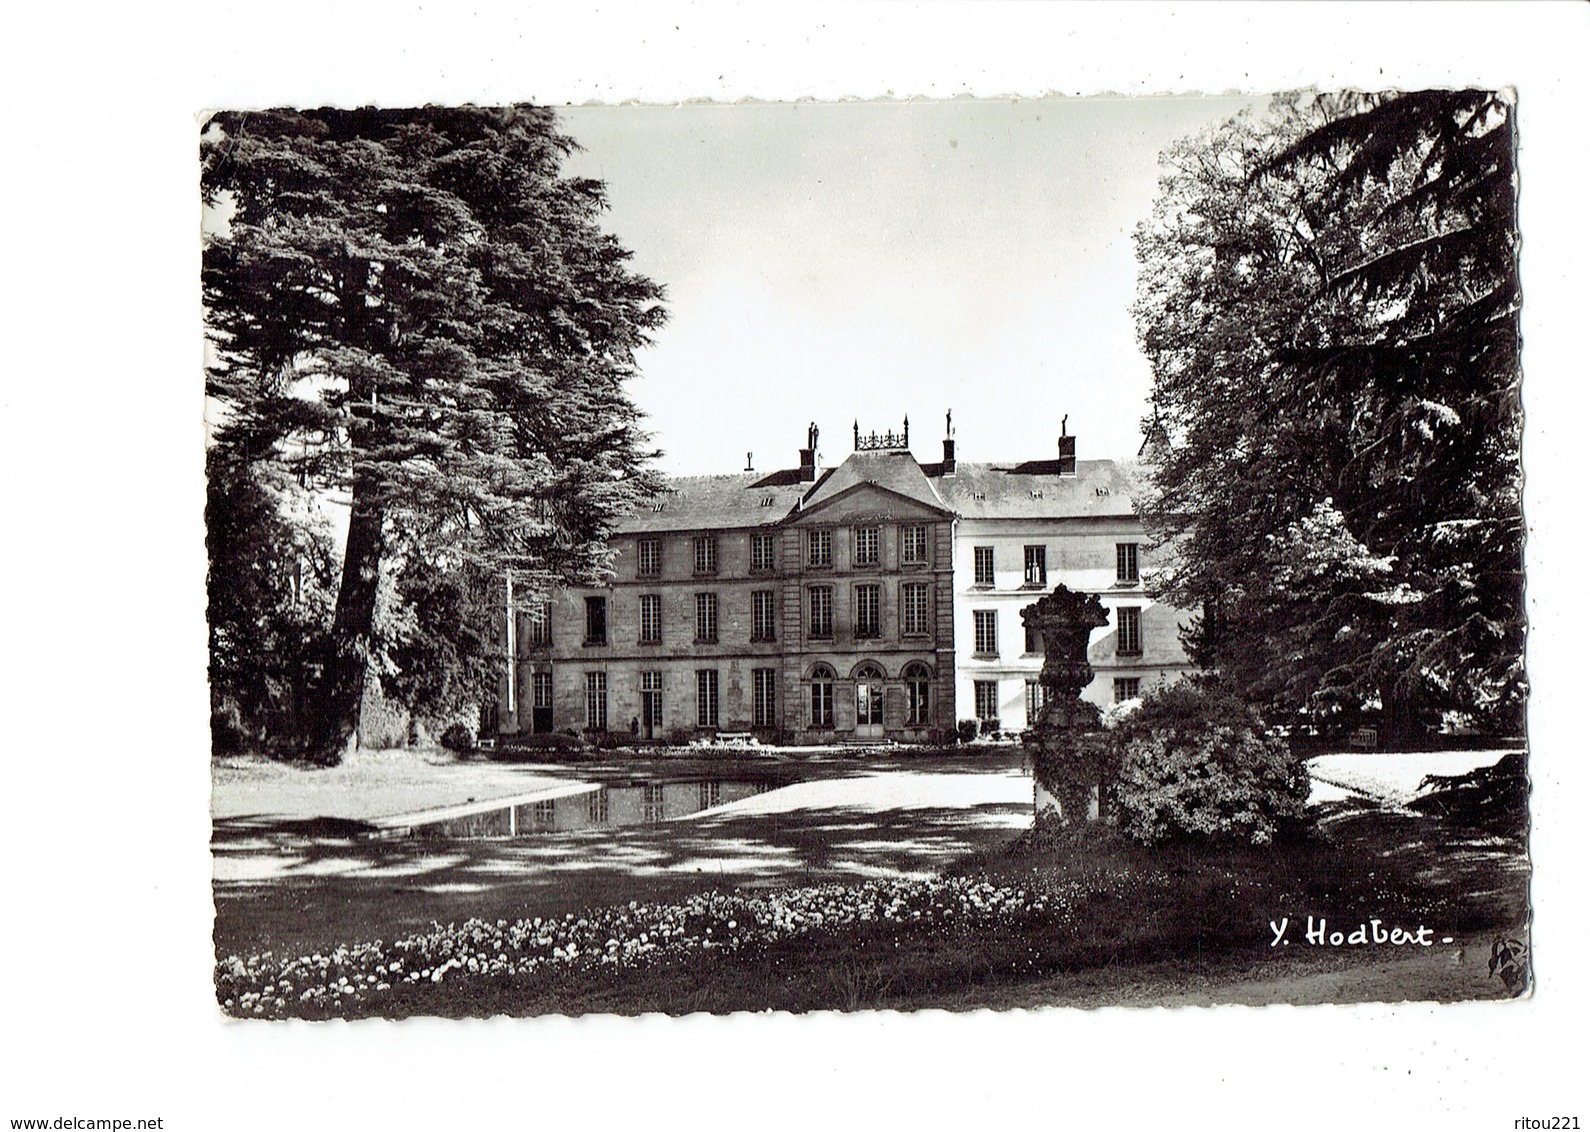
top-left (1020, 584), bottom-right (1110, 824)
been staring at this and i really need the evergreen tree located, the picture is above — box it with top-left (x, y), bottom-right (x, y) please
top-left (203, 106), bottom-right (665, 762)
top-left (1133, 91), bottom-right (1522, 739)
top-left (204, 446), bottom-right (338, 752)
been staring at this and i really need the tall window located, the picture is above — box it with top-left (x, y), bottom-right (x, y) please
top-left (1114, 677), bottom-right (1141, 703)
top-left (531, 671), bottom-right (553, 710)
top-left (587, 790), bottom-right (609, 826)
top-left (1117, 542), bottom-right (1140, 585)
top-left (696, 669), bottom-right (719, 727)
top-left (807, 529), bottom-right (832, 568)
top-left (695, 592), bottom-right (718, 643)
top-left (974, 545), bottom-right (995, 587)
top-left (1116, 606), bottom-right (1142, 655)
top-left (632, 593), bottom-right (659, 644)
top-left (854, 584), bottom-right (881, 639)
top-left (750, 532), bottom-right (776, 573)
top-left (523, 603), bottom-right (551, 646)
top-left (693, 536), bottom-right (718, 576)
top-left (974, 609), bottom-right (998, 656)
top-left (901, 582), bottom-right (929, 636)
top-left (753, 668), bottom-right (777, 727)
top-left (974, 680), bottom-right (1000, 722)
top-left (853, 526), bottom-right (880, 566)
top-left (810, 665), bottom-right (835, 728)
top-left (855, 662), bottom-right (884, 726)
top-left (902, 524), bottom-right (928, 565)
top-left (637, 538), bottom-right (661, 577)
top-left (583, 596), bottom-right (607, 645)
top-left (809, 586), bottom-right (834, 638)
top-left (751, 590), bottom-right (776, 641)
top-left (904, 662), bottom-right (931, 726)
top-left (1025, 679), bottom-right (1046, 722)
top-left (641, 670), bottom-right (663, 730)
top-left (585, 671), bottom-right (608, 730)
top-left (643, 782), bottom-right (666, 823)
top-left (1024, 621), bottom-right (1042, 655)
top-left (1024, 545), bottom-right (1047, 587)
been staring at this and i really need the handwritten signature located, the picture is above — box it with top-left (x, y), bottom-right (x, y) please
top-left (1268, 916), bottom-right (1455, 948)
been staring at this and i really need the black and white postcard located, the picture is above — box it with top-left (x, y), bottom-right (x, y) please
top-left (8, 5), bottom-right (1587, 1130)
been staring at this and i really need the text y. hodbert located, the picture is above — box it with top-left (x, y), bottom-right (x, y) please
top-left (1268, 916), bottom-right (1455, 947)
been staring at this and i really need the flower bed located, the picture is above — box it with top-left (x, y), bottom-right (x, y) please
top-left (216, 874), bottom-right (1083, 1018)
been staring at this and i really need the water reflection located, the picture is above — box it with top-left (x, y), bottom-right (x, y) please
top-left (412, 779), bottom-right (779, 839)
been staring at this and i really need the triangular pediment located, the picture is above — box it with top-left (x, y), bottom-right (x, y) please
top-left (790, 449), bottom-right (951, 526)
top-left (787, 479), bottom-right (950, 525)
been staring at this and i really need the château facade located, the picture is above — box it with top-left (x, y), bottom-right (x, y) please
top-left (494, 418), bottom-right (1195, 743)
top-left (935, 425), bottom-right (1195, 729)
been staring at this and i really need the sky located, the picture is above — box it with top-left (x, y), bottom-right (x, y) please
top-left (559, 96), bottom-right (1261, 475)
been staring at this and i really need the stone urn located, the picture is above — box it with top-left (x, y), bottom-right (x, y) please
top-left (1020, 584), bottom-right (1109, 824)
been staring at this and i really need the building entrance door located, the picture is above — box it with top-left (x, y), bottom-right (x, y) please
top-left (641, 673), bottom-right (663, 740)
top-left (854, 664), bottom-right (885, 740)
top-left (530, 671), bottom-right (554, 734)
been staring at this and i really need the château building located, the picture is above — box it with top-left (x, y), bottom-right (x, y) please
top-left (494, 417), bottom-right (1194, 743)
top-left (934, 420), bottom-right (1194, 729)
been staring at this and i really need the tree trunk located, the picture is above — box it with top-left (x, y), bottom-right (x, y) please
top-left (303, 483), bottom-right (384, 764)
top-left (1378, 686), bottom-right (1427, 751)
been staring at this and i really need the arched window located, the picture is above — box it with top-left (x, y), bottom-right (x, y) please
top-left (853, 662), bottom-right (885, 728)
top-left (810, 664), bottom-right (835, 728)
top-left (903, 662), bottom-right (931, 726)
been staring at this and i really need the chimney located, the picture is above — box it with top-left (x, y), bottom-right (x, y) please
top-left (941, 407), bottom-right (956, 475)
top-left (799, 421), bottom-right (819, 482)
top-left (1057, 415), bottom-right (1076, 476)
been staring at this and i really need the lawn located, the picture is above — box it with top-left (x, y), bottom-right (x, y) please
top-left (214, 747), bottom-right (1530, 1016)
top-left (212, 750), bottom-right (1033, 956)
top-left (212, 746), bottom-right (576, 822)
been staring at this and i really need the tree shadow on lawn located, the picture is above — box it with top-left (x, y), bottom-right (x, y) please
top-left (344, 793), bottom-right (1531, 1018)
top-left (212, 800), bottom-right (1029, 959)
top-left (1310, 796), bottom-right (1530, 929)
top-left (214, 781), bottom-right (1533, 1015)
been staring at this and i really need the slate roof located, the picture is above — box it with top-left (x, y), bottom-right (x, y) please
top-left (614, 471), bottom-right (808, 534)
top-left (611, 453), bottom-right (1143, 534)
top-left (798, 449), bottom-right (951, 515)
top-left (927, 458), bottom-right (1142, 520)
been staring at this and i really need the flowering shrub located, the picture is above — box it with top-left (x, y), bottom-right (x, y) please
top-left (216, 875), bottom-right (1081, 1018)
top-left (1109, 679), bottom-right (1310, 846)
